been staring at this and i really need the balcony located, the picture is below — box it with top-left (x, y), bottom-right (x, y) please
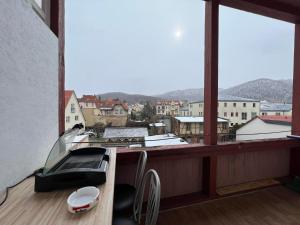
top-left (1, 0), bottom-right (300, 225)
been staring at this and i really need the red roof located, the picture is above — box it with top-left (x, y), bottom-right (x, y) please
top-left (259, 115), bottom-right (292, 123)
top-left (64, 90), bottom-right (74, 108)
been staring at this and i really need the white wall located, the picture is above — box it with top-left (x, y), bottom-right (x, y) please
top-left (236, 118), bottom-right (291, 141)
top-left (65, 93), bottom-right (86, 131)
top-left (0, 0), bottom-right (58, 195)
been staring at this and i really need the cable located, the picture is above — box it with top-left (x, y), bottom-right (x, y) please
top-left (0, 172), bottom-right (35, 207)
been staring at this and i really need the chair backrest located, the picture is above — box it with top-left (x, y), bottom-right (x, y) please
top-left (134, 151), bottom-right (147, 189)
top-left (134, 169), bottom-right (161, 225)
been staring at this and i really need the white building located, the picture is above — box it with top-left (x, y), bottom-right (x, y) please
top-left (189, 95), bottom-right (260, 127)
top-left (236, 115), bottom-right (291, 141)
top-left (156, 100), bottom-right (181, 116)
top-left (260, 102), bottom-right (292, 116)
top-left (65, 90), bottom-right (86, 131)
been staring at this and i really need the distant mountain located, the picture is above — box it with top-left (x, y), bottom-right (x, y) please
top-left (97, 78), bottom-right (293, 104)
top-left (155, 88), bottom-right (204, 102)
top-left (97, 92), bottom-right (162, 104)
top-left (220, 78), bottom-right (292, 103)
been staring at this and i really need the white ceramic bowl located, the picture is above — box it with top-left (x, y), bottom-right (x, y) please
top-left (67, 186), bottom-right (100, 213)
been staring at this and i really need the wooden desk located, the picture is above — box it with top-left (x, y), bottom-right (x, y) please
top-left (0, 148), bottom-right (116, 225)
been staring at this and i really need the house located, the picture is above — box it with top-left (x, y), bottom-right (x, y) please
top-left (172, 116), bottom-right (229, 143)
top-left (64, 90), bottom-right (86, 131)
top-left (236, 115), bottom-right (291, 141)
top-left (260, 102), bottom-right (292, 116)
top-left (145, 133), bottom-right (188, 147)
top-left (155, 100), bottom-right (181, 116)
top-left (189, 95), bottom-right (260, 127)
top-left (78, 95), bottom-right (100, 109)
top-left (102, 127), bottom-right (148, 147)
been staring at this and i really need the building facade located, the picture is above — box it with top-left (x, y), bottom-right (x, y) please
top-left (172, 116), bottom-right (229, 143)
top-left (189, 96), bottom-right (260, 127)
top-left (156, 100), bottom-right (181, 116)
top-left (65, 90), bottom-right (86, 131)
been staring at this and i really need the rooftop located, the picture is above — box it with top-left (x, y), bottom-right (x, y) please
top-left (261, 102), bottom-right (292, 112)
top-left (259, 115), bottom-right (292, 126)
top-left (103, 127), bottom-right (149, 138)
top-left (191, 95), bottom-right (260, 104)
top-left (145, 134), bottom-right (188, 147)
top-left (175, 116), bottom-right (228, 123)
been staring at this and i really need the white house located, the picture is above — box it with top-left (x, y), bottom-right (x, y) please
top-left (65, 90), bottom-right (86, 131)
top-left (236, 115), bottom-right (291, 141)
top-left (189, 95), bottom-right (260, 127)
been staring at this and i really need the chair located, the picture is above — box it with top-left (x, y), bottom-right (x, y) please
top-left (113, 151), bottom-right (147, 214)
top-left (113, 169), bottom-right (161, 225)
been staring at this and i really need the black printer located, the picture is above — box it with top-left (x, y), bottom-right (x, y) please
top-left (35, 129), bottom-right (110, 192)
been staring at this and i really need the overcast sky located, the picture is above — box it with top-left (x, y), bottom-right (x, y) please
top-left (65, 0), bottom-right (294, 96)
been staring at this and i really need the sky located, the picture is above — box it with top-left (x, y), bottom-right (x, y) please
top-left (65, 0), bottom-right (295, 96)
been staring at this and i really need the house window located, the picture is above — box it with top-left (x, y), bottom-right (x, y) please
top-left (66, 116), bottom-right (70, 123)
top-left (231, 112), bottom-right (234, 117)
top-left (242, 112), bottom-right (247, 120)
top-left (224, 112), bottom-right (227, 117)
top-left (276, 112), bottom-right (281, 116)
top-left (75, 115), bottom-right (79, 121)
top-left (30, 0), bottom-right (50, 26)
top-left (71, 104), bottom-right (76, 113)
top-left (233, 103), bottom-right (236, 107)
top-left (243, 103), bottom-right (246, 107)
top-left (262, 112), bottom-right (268, 116)
top-left (86, 103), bottom-right (88, 107)
top-left (253, 103), bottom-right (256, 108)
top-left (251, 112), bottom-right (257, 118)
top-left (224, 102), bottom-right (227, 107)
top-left (236, 112), bottom-right (238, 117)
top-left (186, 123), bottom-right (191, 131)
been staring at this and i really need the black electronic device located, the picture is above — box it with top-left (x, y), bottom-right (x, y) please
top-left (35, 129), bottom-right (110, 192)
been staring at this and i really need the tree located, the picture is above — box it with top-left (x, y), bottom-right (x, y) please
top-left (141, 102), bottom-right (155, 122)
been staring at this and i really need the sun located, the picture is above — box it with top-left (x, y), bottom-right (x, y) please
top-left (174, 29), bottom-right (183, 40)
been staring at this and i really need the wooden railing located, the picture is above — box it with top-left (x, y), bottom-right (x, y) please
top-left (116, 138), bottom-right (300, 209)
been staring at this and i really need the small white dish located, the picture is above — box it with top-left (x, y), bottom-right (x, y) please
top-left (67, 186), bottom-right (100, 214)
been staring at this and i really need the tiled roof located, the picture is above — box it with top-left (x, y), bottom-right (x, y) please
top-left (191, 95), bottom-right (259, 103)
top-left (259, 115), bottom-right (292, 125)
top-left (64, 90), bottom-right (73, 108)
top-left (103, 127), bottom-right (148, 138)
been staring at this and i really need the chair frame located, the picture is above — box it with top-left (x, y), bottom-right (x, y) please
top-left (134, 169), bottom-right (161, 225)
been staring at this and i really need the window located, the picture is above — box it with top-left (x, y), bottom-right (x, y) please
top-left (276, 112), bottom-right (281, 116)
top-left (66, 116), bottom-right (70, 123)
top-left (242, 112), bottom-right (247, 120)
top-left (262, 112), bottom-right (268, 116)
top-left (224, 102), bottom-right (227, 107)
top-left (186, 123), bottom-right (191, 131)
top-left (231, 123), bottom-right (234, 126)
top-left (231, 112), bottom-right (234, 117)
top-left (86, 103), bottom-right (88, 107)
top-left (251, 112), bottom-right (257, 118)
top-left (253, 103), bottom-right (256, 108)
top-left (235, 112), bottom-right (238, 117)
top-left (224, 112), bottom-right (227, 117)
top-left (243, 103), bottom-right (246, 107)
top-left (233, 103), bottom-right (236, 107)
top-left (71, 104), bottom-right (76, 113)
top-left (75, 115), bottom-right (79, 121)
top-left (30, 0), bottom-right (51, 26)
